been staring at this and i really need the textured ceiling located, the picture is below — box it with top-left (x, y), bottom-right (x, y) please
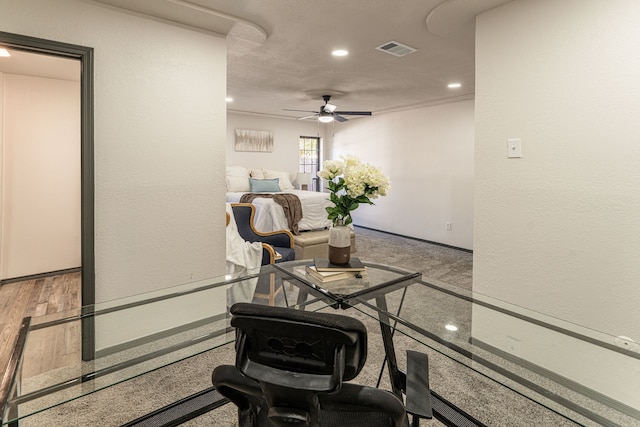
top-left (3, 0), bottom-right (513, 121)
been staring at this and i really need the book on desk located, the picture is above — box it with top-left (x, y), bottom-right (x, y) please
top-left (313, 257), bottom-right (366, 272)
top-left (298, 258), bottom-right (366, 283)
top-left (304, 265), bottom-right (367, 283)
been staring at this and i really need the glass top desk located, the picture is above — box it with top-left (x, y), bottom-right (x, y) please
top-left (348, 277), bottom-right (640, 427)
top-left (0, 260), bottom-right (421, 426)
top-left (279, 260), bottom-right (640, 426)
top-left (3, 260), bottom-right (638, 426)
top-left (273, 259), bottom-right (422, 306)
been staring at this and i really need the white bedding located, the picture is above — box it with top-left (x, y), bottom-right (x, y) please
top-left (226, 189), bottom-right (333, 232)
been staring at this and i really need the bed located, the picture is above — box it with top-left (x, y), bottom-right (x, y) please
top-left (226, 166), bottom-right (333, 233)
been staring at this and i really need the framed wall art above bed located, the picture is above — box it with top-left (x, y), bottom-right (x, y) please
top-left (234, 129), bottom-right (273, 152)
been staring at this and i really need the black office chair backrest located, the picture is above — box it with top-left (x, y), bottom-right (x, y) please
top-left (231, 302), bottom-right (367, 386)
top-left (213, 303), bottom-right (409, 427)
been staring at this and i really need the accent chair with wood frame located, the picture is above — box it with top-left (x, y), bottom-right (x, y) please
top-left (229, 203), bottom-right (296, 305)
top-left (231, 203), bottom-right (295, 265)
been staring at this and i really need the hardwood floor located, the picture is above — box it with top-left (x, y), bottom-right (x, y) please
top-left (0, 272), bottom-right (81, 380)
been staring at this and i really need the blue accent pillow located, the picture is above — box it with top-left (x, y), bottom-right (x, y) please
top-left (249, 178), bottom-right (280, 192)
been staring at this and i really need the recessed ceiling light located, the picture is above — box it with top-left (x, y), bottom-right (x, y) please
top-left (332, 49), bottom-right (349, 57)
top-left (0, 48), bottom-right (10, 57)
top-left (445, 324), bottom-right (458, 331)
top-left (448, 83), bottom-right (462, 89)
top-left (225, 97), bottom-right (233, 103)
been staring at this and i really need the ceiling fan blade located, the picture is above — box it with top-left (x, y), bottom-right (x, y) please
top-left (298, 114), bottom-right (319, 120)
top-left (334, 111), bottom-right (372, 116)
top-left (284, 108), bottom-right (320, 113)
top-left (284, 96), bottom-right (371, 122)
top-left (323, 103), bottom-right (337, 113)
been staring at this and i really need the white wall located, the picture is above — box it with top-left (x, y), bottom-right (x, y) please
top-left (0, 73), bottom-right (81, 279)
top-left (227, 112), bottom-right (322, 179)
top-left (472, 301), bottom-right (640, 411)
top-left (474, 0), bottom-right (640, 339)
top-left (0, 0), bottom-right (228, 303)
top-left (330, 101), bottom-right (475, 250)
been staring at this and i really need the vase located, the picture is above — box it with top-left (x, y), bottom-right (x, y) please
top-left (328, 220), bottom-right (351, 265)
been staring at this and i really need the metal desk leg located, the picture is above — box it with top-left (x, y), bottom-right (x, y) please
top-left (296, 287), bottom-right (309, 307)
top-left (374, 295), bottom-right (433, 426)
top-left (375, 295), bottom-right (404, 399)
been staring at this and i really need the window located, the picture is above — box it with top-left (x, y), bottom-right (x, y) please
top-left (299, 136), bottom-right (320, 191)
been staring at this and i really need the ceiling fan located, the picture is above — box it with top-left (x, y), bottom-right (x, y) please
top-left (284, 95), bottom-right (372, 123)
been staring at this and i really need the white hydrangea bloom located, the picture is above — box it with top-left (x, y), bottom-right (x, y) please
top-left (320, 155), bottom-right (390, 225)
top-left (318, 160), bottom-right (345, 180)
top-left (342, 154), bottom-right (360, 170)
top-left (343, 161), bottom-right (390, 199)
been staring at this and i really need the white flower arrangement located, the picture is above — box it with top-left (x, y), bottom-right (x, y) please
top-left (318, 156), bottom-right (391, 226)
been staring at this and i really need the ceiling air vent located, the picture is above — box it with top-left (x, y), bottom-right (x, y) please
top-left (375, 41), bottom-right (417, 57)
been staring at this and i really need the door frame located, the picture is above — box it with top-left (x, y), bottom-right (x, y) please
top-left (0, 31), bottom-right (95, 360)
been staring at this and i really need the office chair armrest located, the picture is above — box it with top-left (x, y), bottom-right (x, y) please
top-left (212, 365), bottom-right (264, 424)
top-left (405, 350), bottom-right (433, 421)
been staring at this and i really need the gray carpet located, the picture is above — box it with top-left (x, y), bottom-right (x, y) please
top-left (18, 228), bottom-right (586, 426)
top-left (354, 227), bottom-right (473, 292)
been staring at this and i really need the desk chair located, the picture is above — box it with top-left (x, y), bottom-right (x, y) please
top-left (212, 303), bottom-right (433, 426)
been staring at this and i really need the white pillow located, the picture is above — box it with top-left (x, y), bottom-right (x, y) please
top-left (227, 176), bottom-right (250, 192)
top-left (226, 175), bottom-right (250, 192)
top-left (249, 168), bottom-right (265, 179)
top-left (263, 169), bottom-right (294, 190)
top-left (226, 166), bottom-right (249, 178)
top-left (226, 166), bottom-right (250, 191)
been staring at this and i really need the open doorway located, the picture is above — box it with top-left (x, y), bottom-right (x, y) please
top-left (0, 31), bottom-right (95, 359)
top-left (0, 49), bottom-right (81, 279)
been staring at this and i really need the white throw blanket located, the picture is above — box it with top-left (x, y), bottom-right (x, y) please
top-left (225, 203), bottom-right (263, 306)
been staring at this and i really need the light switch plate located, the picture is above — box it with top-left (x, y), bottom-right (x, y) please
top-left (508, 138), bottom-right (522, 158)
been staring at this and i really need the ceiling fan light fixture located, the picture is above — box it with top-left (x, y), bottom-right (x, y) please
top-left (318, 115), bottom-right (334, 123)
top-left (285, 95), bottom-right (370, 123)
